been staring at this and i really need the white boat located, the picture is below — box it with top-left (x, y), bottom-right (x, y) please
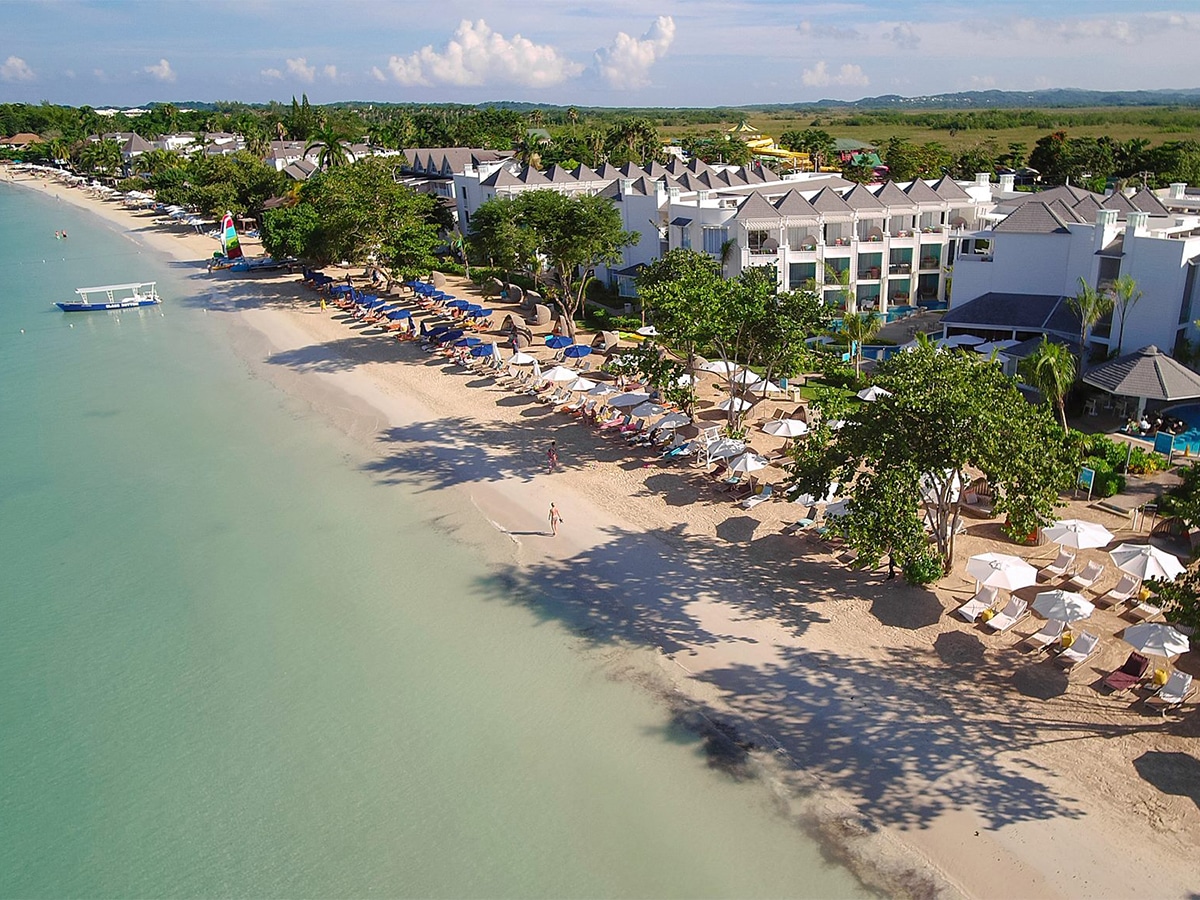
top-left (57, 282), bottom-right (161, 312)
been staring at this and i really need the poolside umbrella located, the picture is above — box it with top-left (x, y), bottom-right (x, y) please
top-left (826, 419), bottom-right (847, 430)
top-left (762, 418), bottom-right (809, 438)
top-left (545, 335), bottom-right (572, 349)
top-left (542, 365), bottom-right (581, 383)
top-left (568, 377), bottom-right (597, 392)
top-left (1032, 590), bottom-right (1095, 623)
top-left (437, 329), bottom-right (464, 343)
top-left (747, 380), bottom-right (785, 395)
top-left (676, 374), bottom-right (696, 386)
top-left (608, 391), bottom-right (651, 408)
top-left (470, 343), bottom-right (495, 357)
top-left (632, 401), bottom-right (668, 418)
top-left (508, 351), bottom-right (537, 366)
top-left (464, 304), bottom-right (483, 316)
top-left (563, 344), bottom-right (592, 359)
top-left (966, 552), bottom-right (1039, 591)
top-left (717, 396), bottom-right (753, 412)
top-left (857, 385), bottom-right (892, 402)
top-left (446, 299), bottom-right (470, 309)
top-left (1122, 622), bottom-right (1190, 659)
top-left (1110, 543), bottom-right (1186, 582)
top-left (453, 336), bottom-right (482, 347)
top-left (1044, 519), bottom-right (1114, 551)
top-left (655, 412), bottom-right (692, 430)
top-left (728, 452), bottom-right (770, 474)
top-left (700, 360), bottom-right (742, 376)
top-left (472, 308), bottom-right (493, 317)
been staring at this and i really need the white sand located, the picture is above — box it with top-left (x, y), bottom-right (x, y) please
top-left (15, 165), bottom-right (1200, 899)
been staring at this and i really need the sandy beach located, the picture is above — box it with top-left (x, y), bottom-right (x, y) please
top-left (12, 166), bottom-right (1199, 898)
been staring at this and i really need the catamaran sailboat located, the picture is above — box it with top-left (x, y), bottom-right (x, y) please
top-left (57, 282), bottom-right (161, 312)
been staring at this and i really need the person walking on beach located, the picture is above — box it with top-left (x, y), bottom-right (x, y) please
top-left (548, 502), bottom-right (563, 536)
top-left (547, 441), bottom-right (559, 474)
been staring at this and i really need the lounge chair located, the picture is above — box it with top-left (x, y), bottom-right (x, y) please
top-left (956, 585), bottom-right (1000, 622)
top-left (1123, 599), bottom-right (1163, 622)
top-left (984, 597), bottom-right (1029, 633)
top-left (1054, 631), bottom-right (1100, 668)
top-left (1040, 548), bottom-right (1075, 579)
top-left (741, 483), bottom-right (774, 509)
top-left (1144, 671), bottom-right (1195, 714)
top-left (1101, 652), bottom-right (1150, 694)
top-left (600, 414), bottom-right (631, 432)
top-left (1095, 573), bottom-right (1140, 609)
top-left (1066, 560), bottom-right (1105, 591)
top-left (1018, 619), bottom-right (1065, 652)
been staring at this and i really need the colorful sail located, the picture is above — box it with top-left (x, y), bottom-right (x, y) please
top-left (220, 211), bottom-right (243, 259)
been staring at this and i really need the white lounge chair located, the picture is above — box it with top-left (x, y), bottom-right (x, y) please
top-left (956, 585), bottom-right (999, 622)
top-left (1095, 572), bottom-right (1140, 608)
top-left (1067, 560), bottom-right (1105, 592)
top-left (984, 597), bottom-right (1029, 633)
top-left (741, 483), bottom-right (774, 509)
top-left (1018, 619), bottom-right (1065, 652)
top-left (1054, 631), bottom-right (1100, 668)
top-left (1144, 671), bottom-right (1195, 714)
top-left (1040, 548), bottom-right (1075, 579)
top-left (1123, 599), bottom-right (1162, 622)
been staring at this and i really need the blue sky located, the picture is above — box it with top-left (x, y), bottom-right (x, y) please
top-left (1, 0), bottom-right (1198, 107)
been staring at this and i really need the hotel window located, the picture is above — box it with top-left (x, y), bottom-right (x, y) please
top-left (702, 226), bottom-right (728, 256)
top-left (748, 230), bottom-right (769, 253)
top-left (680, 227), bottom-right (691, 250)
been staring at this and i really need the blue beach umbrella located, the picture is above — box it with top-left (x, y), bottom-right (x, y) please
top-left (387, 309), bottom-right (412, 320)
top-left (464, 304), bottom-right (483, 316)
top-left (438, 329), bottom-right (465, 343)
top-left (470, 344), bottom-right (495, 357)
top-left (454, 336), bottom-right (482, 347)
top-left (447, 298), bottom-right (470, 309)
top-left (545, 335), bottom-right (572, 349)
top-left (563, 344), bottom-right (592, 359)
top-left (472, 308), bottom-right (493, 317)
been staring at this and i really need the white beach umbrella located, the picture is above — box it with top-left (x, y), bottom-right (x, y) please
top-left (728, 452), bottom-right (770, 474)
top-left (508, 351), bottom-right (537, 366)
top-left (542, 365), bottom-right (580, 383)
top-left (700, 360), bottom-right (742, 376)
top-left (608, 391), bottom-right (652, 408)
top-left (966, 552), bottom-right (1039, 591)
top-left (655, 412), bottom-right (692, 430)
top-left (568, 377), bottom-right (598, 392)
top-left (717, 396), bottom-right (753, 412)
top-left (733, 369), bottom-right (763, 385)
top-left (823, 498), bottom-right (852, 518)
top-left (706, 437), bottom-right (747, 460)
top-left (1032, 590), bottom-right (1096, 623)
top-left (1122, 622), bottom-right (1190, 659)
top-left (746, 380), bottom-right (785, 396)
top-left (1044, 519), bottom-right (1114, 551)
top-left (632, 401), bottom-right (668, 418)
top-left (1110, 543), bottom-right (1186, 582)
top-left (826, 419), bottom-right (847, 431)
top-left (856, 385), bottom-right (892, 402)
top-left (587, 383), bottom-right (619, 397)
top-left (636, 325), bottom-right (658, 337)
top-left (762, 418), bottom-right (809, 438)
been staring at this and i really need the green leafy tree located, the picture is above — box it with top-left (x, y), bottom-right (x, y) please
top-left (304, 125), bottom-right (352, 171)
top-left (837, 466), bottom-right (932, 582)
top-left (840, 311), bottom-right (882, 377)
top-left (789, 343), bottom-right (1074, 571)
top-left (1067, 276), bottom-right (1114, 373)
top-left (466, 196), bottom-right (539, 282)
top-left (260, 203), bottom-right (320, 260)
top-left (1109, 274), bottom-right (1143, 355)
top-left (1147, 564), bottom-right (1200, 646)
top-left (1018, 337), bottom-right (1077, 431)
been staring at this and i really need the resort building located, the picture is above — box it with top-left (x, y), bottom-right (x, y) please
top-left (397, 148), bottom-right (514, 213)
top-left (946, 180), bottom-right (1200, 358)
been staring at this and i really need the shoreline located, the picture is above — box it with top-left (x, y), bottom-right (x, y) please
top-left (9, 168), bottom-right (1199, 899)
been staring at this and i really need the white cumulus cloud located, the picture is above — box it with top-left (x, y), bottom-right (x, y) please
top-left (1, 55), bottom-right (35, 82)
top-left (801, 60), bottom-right (869, 88)
top-left (797, 20), bottom-right (860, 40)
top-left (144, 58), bottom-right (175, 82)
top-left (286, 56), bottom-right (316, 83)
top-left (323, 64), bottom-right (338, 81)
top-left (385, 19), bottom-right (584, 88)
top-left (261, 67), bottom-right (282, 79)
top-left (371, 66), bottom-right (387, 83)
top-left (593, 16), bottom-right (675, 90)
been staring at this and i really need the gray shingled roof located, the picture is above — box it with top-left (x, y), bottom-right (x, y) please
top-left (842, 183), bottom-right (886, 212)
top-left (932, 176), bottom-right (971, 202)
top-left (1101, 191), bottom-right (1139, 215)
top-left (1071, 194), bottom-right (1103, 220)
top-left (941, 292), bottom-right (1080, 336)
top-left (1083, 346), bottom-right (1200, 401)
top-left (480, 167), bottom-right (524, 188)
top-left (735, 192), bottom-right (784, 222)
top-left (873, 181), bottom-right (911, 207)
top-left (514, 165), bottom-right (551, 185)
top-left (774, 189), bottom-right (820, 218)
top-left (809, 186), bottom-right (854, 220)
top-left (1047, 198), bottom-right (1085, 224)
top-left (542, 164), bottom-right (578, 183)
top-left (571, 163), bottom-right (603, 182)
top-left (903, 178), bottom-right (944, 205)
top-left (1132, 187), bottom-right (1170, 216)
top-left (992, 201), bottom-right (1074, 234)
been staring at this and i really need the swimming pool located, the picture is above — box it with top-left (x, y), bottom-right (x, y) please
top-left (1144, 403), bottom-right (1200, 455)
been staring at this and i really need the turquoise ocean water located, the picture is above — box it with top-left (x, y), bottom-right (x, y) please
top-left (0, 183), bottom-right (865, 898)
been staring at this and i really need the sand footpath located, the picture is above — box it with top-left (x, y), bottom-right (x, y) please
top-left (13, 167), bottom-right (1200, 899)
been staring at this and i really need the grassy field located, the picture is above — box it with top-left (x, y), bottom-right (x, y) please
top-left (659, 107), bottom-right (1200, 153)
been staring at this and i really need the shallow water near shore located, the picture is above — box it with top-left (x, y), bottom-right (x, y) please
top-left (0, 182), bottom-right (866, 897)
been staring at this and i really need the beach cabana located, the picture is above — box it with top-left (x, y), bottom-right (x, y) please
top-left (1082, 345), bottom-right (1200, 417)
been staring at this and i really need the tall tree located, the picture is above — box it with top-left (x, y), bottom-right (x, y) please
top-left (840, 311), bottom-right (882, 377)
top-left (1110, 274), bottom-right (1143, 355)
top-left (1067, 276), bottom-right (1114, 373)
top-left (1018, 337), bottom-right (1077, 430)
top-left (304, 125), bottom-right (352, 171)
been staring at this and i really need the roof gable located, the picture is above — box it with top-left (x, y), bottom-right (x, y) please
top-left (1131, 187), bottom-right (1170, 217)
top-left (992, 200), bottom-right (1073, 234)
top-left (735, 192), bottom-right (784, 222)
top-left (773, 190), bottom-right (819, 218)
top-left (903, 178), bottom-right (943, 204)
top-left (809, 186), bottom-right (854, 218)
top-left (842, 183), bottom-right (886, 212)
top-left (931, 176), bottom-right (971, 202)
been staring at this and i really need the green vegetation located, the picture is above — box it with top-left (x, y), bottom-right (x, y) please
top-left (1019, 337), bottom-right (1076, 431)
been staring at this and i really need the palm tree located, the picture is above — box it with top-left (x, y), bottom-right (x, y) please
top-left (1110, 274), bottom-right (1143, 356)
top-left (304, 126), bottom-right (351, 171)
top-left (841, 311), bottom-right (881, 377)
top-left (512, 131), bottom-right (551, 168)
top-left (1067, 276), bottom-right (1113, 374)
top-left (567, 106), bottom-right (579, 135)
top-left (1018, 337), bottom-right (1076, 430)
top-left (823, 262), bottom-right (855, 314)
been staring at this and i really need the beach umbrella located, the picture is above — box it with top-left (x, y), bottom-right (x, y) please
top-left (824, 498), bottom-right (852, 518)
top-left (568, 377), bottom-right (598, 392)
top-left (545, 335), bottom-right (572, 349)
top-left (706, 438), bottom-right (747, 460)
top-left (1122, 622), bottom-right (1190, 659)
top-left (1044, 519), bottom-right (1114, 551)
top-left (966, 552), bottom-right (1038, 591)
top-left (508, 351), bottom-right (537, 366)
top-left (700, 360), bottom-right (742, 376)
top-left (437, 329), bottom-right (464, 343)
top-left (762, 418), bottom-right (809, 438)
top-left (747, 380), bottom-right (785, 396)
top-left (636, 325), bottom-right (658, 337)
top-left (386, 309), bottom-right (412, 320)
top-left (733, 369), bottom-right (763, 385)
top-left (1110, 543), bottom-right (1186, 582)
top-left (655, 412), bottom-right (692, 430)
top-left (470, 343), bottom-right (495, 357)
top-left (717, 396), bottom-right (753, 412)
top-left (563, 344), bottom-right (592, 359)
top-left (1032, 590), bottom-right (1095, 623)
top-left (856, 385), bottom-right (893, 402)
top-left (632, 401), bottom-right (668, 418)
top-left (464, 304), bottom-right (483, 315)
top-left (728, 452), bottom-right (770, 474)
top-left (608, 391), bottom-right (652, 408)
top-left (826, 419), bottom-right (847, 430)
top-left (542, 365), bottom-right (581, 383)
top-left (453, 336), bottom-right (482, 348)
top-left (587, 383), bottom-right (619, 397)
top-left (472, 308), bottom-right (493, 317)
top-left (446, 298), bottom-right (470, 309)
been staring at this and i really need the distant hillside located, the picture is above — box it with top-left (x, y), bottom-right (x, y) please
top-left (760, 88), bottom-right (1200, 111)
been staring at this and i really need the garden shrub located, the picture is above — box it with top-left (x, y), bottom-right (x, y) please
top-left (903, 550), bottom-right (944, 585)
